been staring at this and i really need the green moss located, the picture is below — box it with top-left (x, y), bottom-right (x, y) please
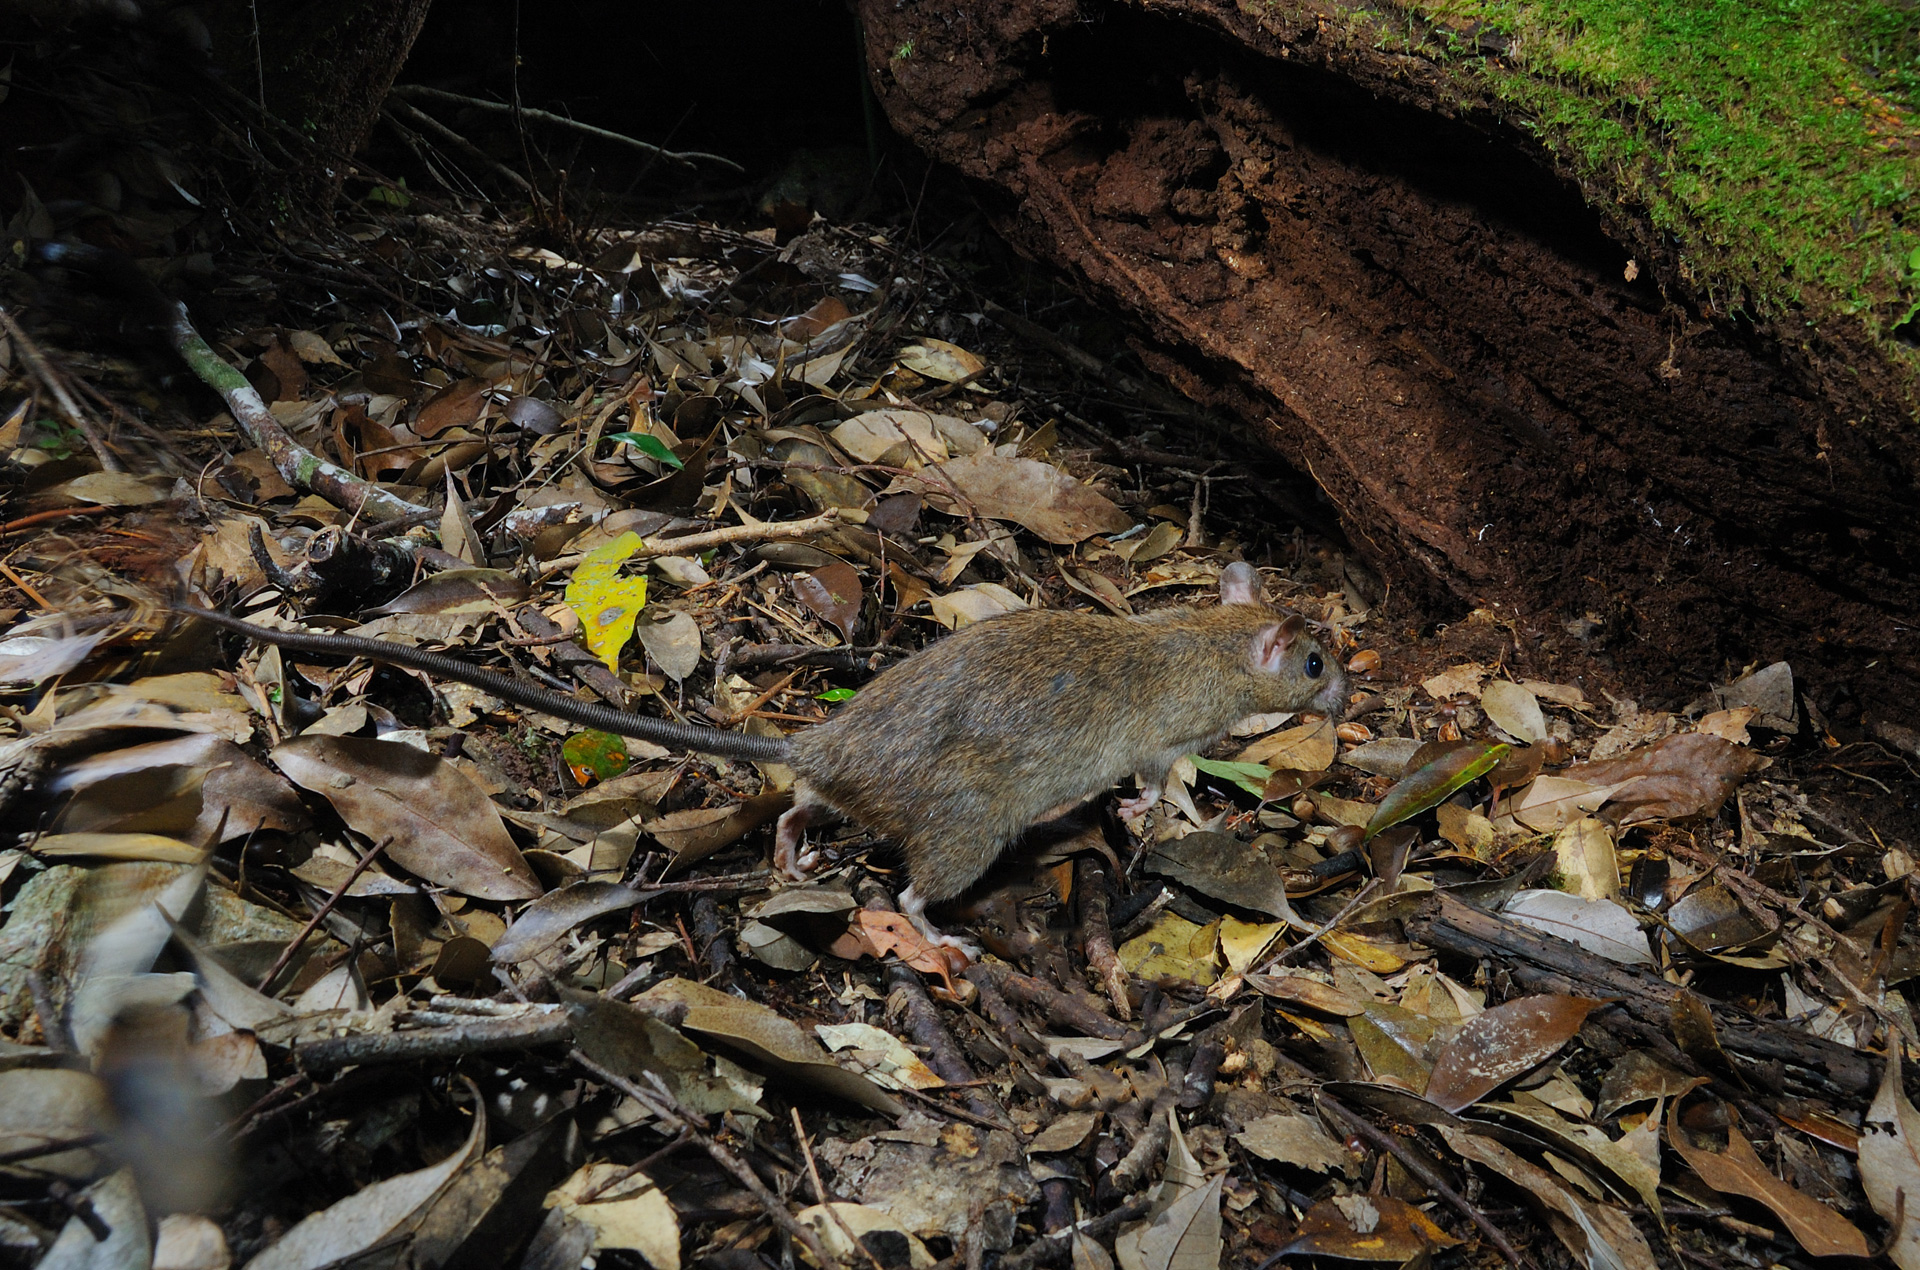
top-left (1361, 0), bottom-right (1920, 359)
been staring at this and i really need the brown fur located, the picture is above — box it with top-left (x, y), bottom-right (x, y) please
top-left (785, 579), bottom-right (1346, 902)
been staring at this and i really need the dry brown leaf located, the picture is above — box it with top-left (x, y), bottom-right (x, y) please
top-left (1237, 718), bottom-right (1336, 770)
top-left (1422, 663), bottom-right (1487, 699)
top-left (1235, 1111), bottom-right (1352, 1174)
top-left (650, 791), bottom-right (788, 872)
top-left (271, 736), bottom-right (540, 901)
top-left (637, 978), bottom-right (902, 1116)
top-left (915, 453), bottom-right (1132, 544)
top-left (1562, 732), bottom-right (1766, 825)
top-left (1440, 1127), bottom-right (1659, 1270)
top-left (1279, 1195), bottom-right (1460, 1260)
top-left (1482, 679), bottom-right (1548, 743)
top-left (896, 338), bottom-right (985, 383)
top-left (1666, 1101), bottom-right (1870, 1257)
top-left (413, 377), bottom-right (492, 438)
top-left (849, 909), bottom-right (966, 992)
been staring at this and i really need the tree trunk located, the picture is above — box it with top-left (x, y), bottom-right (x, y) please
top-left (852, 0), bottom-right (1920, 733)
top-left (205, 0), bottom-right (434, 212)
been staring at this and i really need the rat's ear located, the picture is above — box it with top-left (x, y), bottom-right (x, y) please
top-left (1252, 614), bottom-right (1304, 673)
top-left (1219, 562), bottom-right (1262, 606)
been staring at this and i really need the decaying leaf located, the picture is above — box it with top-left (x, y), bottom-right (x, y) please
top-left (1119, 912), bottom-right (1219, 986)
top-left (1144, 832), bottom-right (1297, 923)
top-left (1278, 1195), bottom-right (1461, 1261)
top-left (565, 531), bottom-right (650, 673)
top-left (816, 1021), bottom-right (946, 1091)
top-left (636, 978), bottom-right (901, 1115)
top-left (792, 559), bottom-right (862, 643)
top-left (913, 453), bottom-right (1132, 545)
top-left (1237, 718), bottom-right (1337, 770)
top-left (1551, 818), bottom-right (1620, 900)
top-left (1503, 891), bottom-right (1653, 966)
top-left (1594, 1050), bottom-right (1705, 1121)
top-left (797, 1202), bottom-right (935, 1269)
top-left (1114, 1172), bottom-right (1223, 1270)
top-left (1235, 1110), bottom-right (1352, 1174)
top-left (1440, 1127), bottom-right (1659, 1270)
top-left (1858, 1051), bottom-right (1920, 1270)
top-left (839, 909), bottom-right (967, 991)
top-left (896, 337), bottom-right (986, 384)
top-left (1424, 995), bottom-right (1605, 1113)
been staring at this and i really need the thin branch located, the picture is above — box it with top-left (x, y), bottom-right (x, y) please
top-left (391, 85), bottom-right (744, 173)
top-left (535, 510), bottom-right (845, 578)
top-left (385, 98), bottom-right (533, 194)
top-left (0, 306), bottom-right (122, 472)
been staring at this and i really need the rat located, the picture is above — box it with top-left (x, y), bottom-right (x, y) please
top-left (178, 562), bottom-right (1348, 948)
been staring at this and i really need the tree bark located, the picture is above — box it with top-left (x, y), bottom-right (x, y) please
top-left (206, 0), bottom-right (434, 212)
top-left (852, 0), bottom-right (1920, 729)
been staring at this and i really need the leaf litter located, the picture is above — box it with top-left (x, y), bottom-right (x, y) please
top-left (0, 48), bottom-right (1915, 1270)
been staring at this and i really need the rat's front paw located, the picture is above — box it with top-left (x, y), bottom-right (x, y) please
top-left (1116, 787), bottom-right (1160, 821)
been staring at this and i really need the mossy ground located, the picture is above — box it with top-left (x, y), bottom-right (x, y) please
top-left (1365, 0), bottom-right (1920, 365)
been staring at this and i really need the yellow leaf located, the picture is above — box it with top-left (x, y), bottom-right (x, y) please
top-left (1119, 913), bottom-right (1218, 986)
top-left (565, 532), bottom-right (650, 673)
top-left (1321, 930), bottom-right (1409, 974)
top-left (1219, 916), bottom-right (1286, 974)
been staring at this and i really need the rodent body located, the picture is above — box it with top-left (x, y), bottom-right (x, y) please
top-left (180, 563), bottom-right (1346, 937)
top-left (782, 573), bottom-right (1346, 908)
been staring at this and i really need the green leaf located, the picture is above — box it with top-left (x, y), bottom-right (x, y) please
top-left (1906, 245), bottom-right (1920, 274)
top-left (608, 431), bottom-right (685, 469)
top-left (562, 730), bottom-right (630, 782)
top-left (1363, 740), bottom-right (1509, 841)
top-left (1190, 756), bottom-right (1275, 798)
top-left (815, 687), bottom-right (857, 702)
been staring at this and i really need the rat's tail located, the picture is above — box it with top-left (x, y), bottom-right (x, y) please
top-left (175, 605), bottom-right (793, 763)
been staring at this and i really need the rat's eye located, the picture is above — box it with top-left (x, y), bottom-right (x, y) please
top-left (1306, 652), bottom-right (1323, 679)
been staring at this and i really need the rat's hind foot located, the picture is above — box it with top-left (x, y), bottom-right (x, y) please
top-left (899, 885), bottom-right (981, 962)
top-left (1116, 783), bottom-right (1162, 821)
top-left (774, 803), bottom-right (817, 881)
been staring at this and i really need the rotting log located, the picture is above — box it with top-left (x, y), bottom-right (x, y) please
top-left (852, 0), bottom-right (1920, 731)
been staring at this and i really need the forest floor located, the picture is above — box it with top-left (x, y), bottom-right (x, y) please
top-left (0, 17), bottom-right (1917, 1270)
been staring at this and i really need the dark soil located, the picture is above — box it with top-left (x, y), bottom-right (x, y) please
top-left (853, 0), bottom-right (1920, 737)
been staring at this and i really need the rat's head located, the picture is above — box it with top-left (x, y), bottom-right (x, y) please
top-left (1218, 563), bottom-right (1349, 718)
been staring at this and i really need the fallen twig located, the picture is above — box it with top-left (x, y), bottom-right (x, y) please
top-left (0, 305), bottom-right (122, 472)
top-left (571, 1049), bottom-right (834, 1267)
top-left (1318, 1093), bottom-right (1523, 1267)
top-left (297, 1008), bottom-right (573, 1070)
top-left (258, 837), bottom-right (394, 991)
top-left (160, 300), bottom-right (432, 524)
top-left (536, 510), bottom-right (845, 578)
